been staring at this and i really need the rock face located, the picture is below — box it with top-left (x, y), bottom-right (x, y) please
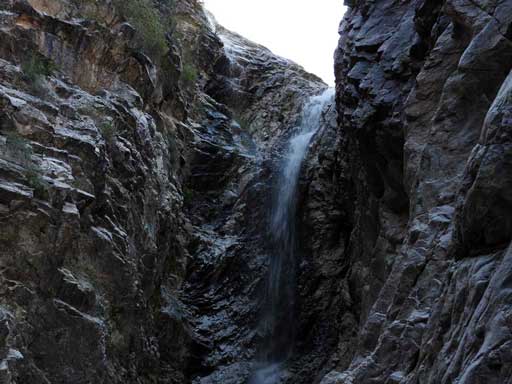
top-left (0, 1), bottom-right (192, 382)
top-left (182, 14), bottom-right (327, 384)
top-left (1, 0), bottom-right (511, 383)
top-left (303, 0), bottom-right (512, 383)
top-left (0, 0), bottom-right (326, 383)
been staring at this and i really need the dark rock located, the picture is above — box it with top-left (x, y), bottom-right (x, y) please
top-left (314, 1), bottom-right (512, 383)
top-left (1, 0), bottom-right (511, 383)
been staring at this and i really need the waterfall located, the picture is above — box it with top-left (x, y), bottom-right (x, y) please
top-left (251, 88), bottom-right (335, 384)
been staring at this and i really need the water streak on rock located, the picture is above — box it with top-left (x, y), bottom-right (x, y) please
top-left (252, 88), bottom-right (334, 383)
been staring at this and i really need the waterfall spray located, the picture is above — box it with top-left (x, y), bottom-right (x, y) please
top-left (251, 88), bottom-right (335, 384)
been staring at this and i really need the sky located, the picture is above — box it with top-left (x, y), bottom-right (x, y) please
top-left (202, 0), bottom-right (347, 85)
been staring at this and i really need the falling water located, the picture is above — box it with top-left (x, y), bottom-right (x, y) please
top-left (251, 88), bottom-right (335, 384)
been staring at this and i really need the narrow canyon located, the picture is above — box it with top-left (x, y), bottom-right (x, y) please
top-left (0, 0), bottom-right (511, 383)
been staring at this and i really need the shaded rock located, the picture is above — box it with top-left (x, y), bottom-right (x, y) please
top-left (312, 0), bottom-right (512, 383)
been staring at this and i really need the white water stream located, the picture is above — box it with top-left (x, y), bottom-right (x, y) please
top-left (251, 88), bottom-right (335, 384)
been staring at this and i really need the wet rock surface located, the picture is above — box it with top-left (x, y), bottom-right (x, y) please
top-left (306, 0), bottom-right (512, 383)
top-left (1, 0), bottom-right (511, 383)
top-left (0, 1), bottom-right (192, 382)
top-left (182, 17), bottom-right (327, 384)
top-left (0, 0), bottom-right (325, 383)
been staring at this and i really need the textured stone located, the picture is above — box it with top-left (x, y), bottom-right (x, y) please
top-left (312, 0), bottom-right (512, 383)
top-left (0, 0), bottom-right (326, 383)
top-left (1, 0), bottom-right (511, 383)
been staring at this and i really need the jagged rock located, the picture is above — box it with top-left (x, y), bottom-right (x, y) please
top-left (0, 0), bottom-right (190, 382)
top-left (1, 0), bottom-right (511, 383)
top-left (0, 0), bottom-right (325, 383)
top-left (309, 1), bottom-right (512, 383)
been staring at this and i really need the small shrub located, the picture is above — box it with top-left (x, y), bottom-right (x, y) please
top-left (5, 132), bottom-right (33, 165)
top-left (71, 0), bottom-right (104, 22)
top-left (26, 168), bottom-right (49, 197)
top-left (115, 0), bottom-right (169, 59)
top-left (100, 121), bottom-right (116, 143)
top-left (181, 63), bottom-right (197, 87)
top-left (2, 132), bottom-right (49, 196)
top-left (21, 55), bottom-right (56, 87)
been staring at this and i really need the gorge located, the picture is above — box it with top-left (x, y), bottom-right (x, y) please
top-left (0, 0), bottom-right (511, 384)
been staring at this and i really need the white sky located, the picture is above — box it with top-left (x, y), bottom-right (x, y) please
top-left (203, 0), bottom-right (347, 85)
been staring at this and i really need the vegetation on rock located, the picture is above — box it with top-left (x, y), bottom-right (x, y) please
top-left (4, 132), bottom-right (33, 165)
top-left (4, 132), bottom-right (48, 196)
top-left (181, 63), bottom-right (198, 87)
top-left (114, 0), bottom-right (171, 58)
top-left (100, 120), bottom-right (116, 144)
top-left (21, 54), bottom-right (57, 90)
